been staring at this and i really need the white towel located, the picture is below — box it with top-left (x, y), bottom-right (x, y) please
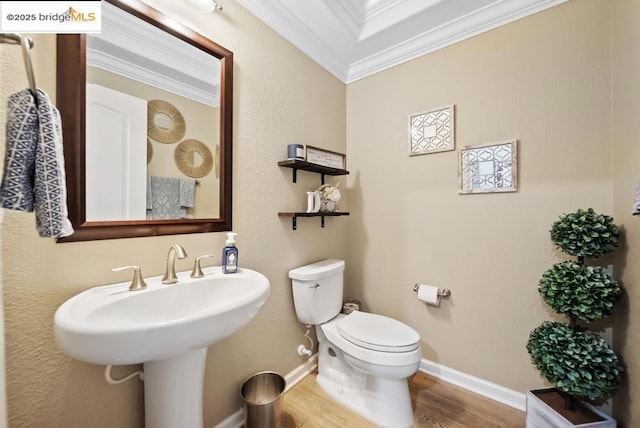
top-left (0, 89), bottom-right (73, 238)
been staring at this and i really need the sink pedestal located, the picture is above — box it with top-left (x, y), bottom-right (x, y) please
top-left (144, 348), bottom-right (208, 428)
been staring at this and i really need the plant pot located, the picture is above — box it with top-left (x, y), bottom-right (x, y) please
top-left (526, 389), bottom-right (616, 428)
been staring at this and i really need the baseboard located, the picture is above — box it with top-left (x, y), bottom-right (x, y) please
top-left (214, 408), bottom-right (243, 428)
top-left (284, 353), bottom-right (319, 392)
top-left (420, 359), bottom-right (526, 412)
top-left (214, 354), bottom-right (319, 428)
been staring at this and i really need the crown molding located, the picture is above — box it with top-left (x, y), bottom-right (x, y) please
top-left (347, 0), bottom-right (569, 83)
top-left (237, 0), bottom-right (569, 85)
top-left (358, 0), bottom-right (443, 41)
top-left (87, 2), bottom-right (220, 106)
top-left (235, 0), bottom-right (350, 81)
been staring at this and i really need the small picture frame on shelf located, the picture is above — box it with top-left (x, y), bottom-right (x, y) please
top-left (458, 139), bottom-right (518, 194)
top-left (305, 146), bottom-right (346, 169)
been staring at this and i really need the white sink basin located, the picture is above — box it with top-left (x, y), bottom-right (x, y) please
top-left (54, 266), bottom-right (270, 365)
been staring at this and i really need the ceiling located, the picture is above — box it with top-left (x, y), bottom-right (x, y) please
top-left (234, 0), bottom-right (569, 83)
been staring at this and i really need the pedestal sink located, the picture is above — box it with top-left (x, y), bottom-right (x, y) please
top-left (54, 266), bottom-right (270, 428)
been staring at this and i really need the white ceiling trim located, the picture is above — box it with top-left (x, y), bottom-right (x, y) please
top-left (235, 0), bottom-right (351, 80)
top-left (88, 2), bottom-right (220, 106)
top-left (330, 1), bottom-right (364, 40)
top-left (358, 0), bottom-right (444, 41)
top-left (348, 0), bottom-right (569, 83)
top-left (236, 0), bottom-right (569, 84)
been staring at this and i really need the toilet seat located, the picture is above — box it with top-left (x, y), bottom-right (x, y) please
top-left (320, 314), bottom-right (422, 367)
top-left (338, 311), bottom-right (420, 353)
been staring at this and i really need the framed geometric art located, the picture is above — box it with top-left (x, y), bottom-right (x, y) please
top-left (408, 105), bottom-right (455, 156)
top-left (458, 139), bottom-right (518, 194)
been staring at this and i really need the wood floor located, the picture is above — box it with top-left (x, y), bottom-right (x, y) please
top-left (281, 371), bottom-right (525, 428)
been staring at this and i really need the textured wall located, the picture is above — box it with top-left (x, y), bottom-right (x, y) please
top-left (612, 0), bottom-right (640, 425)
top-left (346, 0), bottom-right (614, 396)
top-left (4, 0), bottom-right (639, 425)
top-left (0, 1), bottom-right (346, 426)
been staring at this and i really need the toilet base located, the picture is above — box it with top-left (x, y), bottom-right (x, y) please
top-left (314, 319), bottom-right (417, 428)
top-left (316, 371), bottom-right (414, 428)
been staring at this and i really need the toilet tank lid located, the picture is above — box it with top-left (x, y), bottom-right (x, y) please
top-left (288, 259), bottom-right (345, 281)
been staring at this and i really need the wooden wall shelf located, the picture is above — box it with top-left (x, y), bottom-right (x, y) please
top-left (278, 159), bottom-right (350, 229)
top-left (278, 159), bottom-right (349, 184)
top-left (278, 212), bottom-right (349, 230)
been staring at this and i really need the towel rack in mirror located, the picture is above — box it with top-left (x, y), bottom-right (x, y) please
top-left (0, 33), bottom-right (38, 100)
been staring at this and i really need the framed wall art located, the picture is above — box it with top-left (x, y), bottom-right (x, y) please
top-left (408, 104), bottom-right (455, 156)
top-left (458, 139), bottom-right (518, 194)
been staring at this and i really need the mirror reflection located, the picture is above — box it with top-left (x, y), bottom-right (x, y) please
top-left (56, 0), bottom-right (233, 242)
top-left (85, 2), bottom-right (220, 221)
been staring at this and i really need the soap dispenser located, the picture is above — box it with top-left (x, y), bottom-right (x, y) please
top-left (221, 232), bottom-right (238, 274)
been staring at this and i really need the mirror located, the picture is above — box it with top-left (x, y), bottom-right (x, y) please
top-left (56, 0), bottom-right (233, 242)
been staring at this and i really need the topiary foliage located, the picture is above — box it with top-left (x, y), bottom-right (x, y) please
top-left (527, 321), bottom-right (623, 402)
top-left (539, 262), bottom-right (622, 322)
top-left (550, 208), bottom-right (620, 258)
top-left (529, 208), bottom-right (624, 406)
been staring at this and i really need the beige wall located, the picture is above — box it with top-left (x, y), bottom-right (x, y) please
top-left (612, 0), bottom-right (640, 426)
top-left (0, 0), bottom-right (346, 426)
top-left (346, 0), bottom-right (616, 398)
top-left (3, 0), bottom-right (640, 426)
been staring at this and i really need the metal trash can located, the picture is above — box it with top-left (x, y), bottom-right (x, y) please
top-left (241, 371), bottom-right (285, 428)
top-left (342, 299), bottom-right (361, 314)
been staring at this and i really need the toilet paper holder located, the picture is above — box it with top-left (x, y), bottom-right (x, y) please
top-left (413, 283), bottom-right (451, 298)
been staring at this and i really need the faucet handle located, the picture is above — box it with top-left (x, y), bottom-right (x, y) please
top-left (190, 255), bottom-right (215, 278)
top-left (112, 266), bottom-right (148, 291)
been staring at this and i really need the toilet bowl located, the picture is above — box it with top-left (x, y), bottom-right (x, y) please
top-left (289, 259), bottom-right (422, 428)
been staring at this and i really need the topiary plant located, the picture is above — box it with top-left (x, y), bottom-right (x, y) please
top-left (528, 321), bottom-right (622, 402)
top-left (527, 208), bottom-right (623, 409)
top-left (539, 262), bottom-right (621, 322)
top-left (550, 208), bottom-right (620, 258)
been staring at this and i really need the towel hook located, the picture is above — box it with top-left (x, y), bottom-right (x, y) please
top-left (0, 33), bottom-right (38, 102)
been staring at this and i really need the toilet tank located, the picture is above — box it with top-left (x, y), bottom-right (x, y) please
top-left (289, 259), bottom-right (345, 325)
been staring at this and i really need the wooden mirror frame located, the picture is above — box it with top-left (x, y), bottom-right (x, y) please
top-left (56, 0), bottom-right (233, 242)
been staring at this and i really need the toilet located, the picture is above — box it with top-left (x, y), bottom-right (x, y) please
top-left (289, 259), bottom-right (422, 428)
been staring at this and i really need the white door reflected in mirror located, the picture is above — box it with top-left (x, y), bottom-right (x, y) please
top-left (86, 84), bottom-right (147, 221)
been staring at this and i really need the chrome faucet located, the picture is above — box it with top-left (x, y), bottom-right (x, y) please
top-left (161, 244), bottom-right (188, 284)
